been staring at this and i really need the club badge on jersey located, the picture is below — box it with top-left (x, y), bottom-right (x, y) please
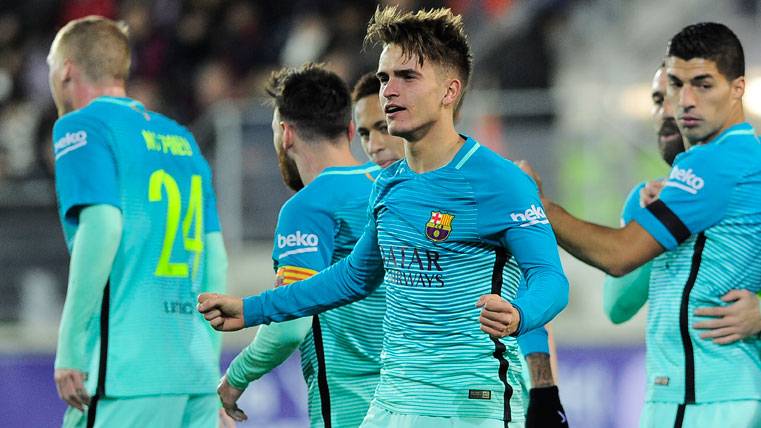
top-left (425, 211), bottom-right (455, 242)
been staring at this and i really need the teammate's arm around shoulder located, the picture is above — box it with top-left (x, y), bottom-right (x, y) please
top-left (55, 205), bottom-right (122, 411)
top-left (519, 160), bottom-right (663, 277)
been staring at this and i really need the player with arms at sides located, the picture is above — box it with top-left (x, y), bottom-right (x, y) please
top-left (199, 6), bottom-right (569, 428)
top-left (603, 63), bottom-right (761, 342)
top-left (216, 64), bottom-right (385, 428)
top-left (49, 16), bottom-right (226, 428)
top-left (516, 23), bottom-right (761, 427)
top-left (355, 70), bottom-right (569, 427)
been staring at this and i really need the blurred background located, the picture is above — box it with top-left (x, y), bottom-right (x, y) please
top-left (1, 0), bottom-right (760, 427)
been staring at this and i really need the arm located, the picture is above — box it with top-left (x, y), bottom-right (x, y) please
top-left (226, 318), bottom-right (311, 389)
top-left (542, 200), bottom-right (663, 277)
top-left (602, 262), bottom-right (651, 323)
top-left (55, 205), bottom-right (122, 410)
top-left (524, 338), bottom-right (569, 427)
top-left (198, 222), bottom-right (385, 331)
top-left (476, 166), bottom-right (569, 337)
top-left (503, 204), bottom-right (570, 335)
top-left (240, 219), bottom-right (384, 326)
top-left (202, 232), bottom-right (227, 356)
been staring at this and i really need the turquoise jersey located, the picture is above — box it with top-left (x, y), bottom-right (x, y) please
top-left (53, 96), bottom-right (221, 397)
top-left (243, 136), bottom-right (569, 423)
top-left (632, 122), bottom-right (761, 404)
top-left (271, 163), bottom-right (385, 428)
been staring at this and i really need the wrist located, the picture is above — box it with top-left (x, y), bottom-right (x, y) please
top-left (225, 365), bottom-right (251, 390)
top-left (530, 385), bottom-right (560, 398)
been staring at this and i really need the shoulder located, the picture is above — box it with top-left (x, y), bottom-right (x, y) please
top-left (149, 111), bottom-right (195, 138)
top-left (278, 184), bottom-right (331, 225)
top-left (53, 108), bottom-right (113, 161)
top-left (670, 137), bottom-right (757, 186)
top-left (457, 143), bottom-right (537, 194)
top-left (375, 160), bottom-right (403, 186)
top-left (53, 107), bottom-right (107, 134)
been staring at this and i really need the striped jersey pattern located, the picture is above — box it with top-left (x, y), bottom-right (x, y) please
top-left (272, 163), bottom-right (385, 427)
top-left (366, 137), bottom-right (563, 422)
top-left (53, 96), bottom-right (221, 397)
top-left (633, 123), bottom-right (761, 404)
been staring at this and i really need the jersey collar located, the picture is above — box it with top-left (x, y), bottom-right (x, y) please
top-left (704, 121), bottom-right (756, 146)
top-left (91, 96), bottom-right (147, 112)
top-left (318, 162), bottom-right (381, 177)
top-left (399, 134), bottom-right (481, 175)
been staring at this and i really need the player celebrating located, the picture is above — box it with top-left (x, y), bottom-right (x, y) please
top-left (604, 63), bottom-right (761, 341)
top-left (355, 70), bottom-right (569, 427)
top-left (518, 23), bottom-right (761, 427)
top-left (601, 63), bottom-right (686, 324)
top-left (49, 17), bottom-right (226, 427)
top-left (216, 65), bottom-right (385, 427)
top-left (199, 6), bottom-right (569, 427)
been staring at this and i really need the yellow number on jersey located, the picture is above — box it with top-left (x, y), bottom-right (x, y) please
top-left (148, 169), bottom-right (204, 278)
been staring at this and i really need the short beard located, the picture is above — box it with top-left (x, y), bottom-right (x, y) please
top-left (657, 118), bottom-right (684, 166)
top-left (277, 148), bottom-right (304, 191)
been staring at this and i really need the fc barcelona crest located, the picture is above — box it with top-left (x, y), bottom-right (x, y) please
top-left (425, 211), bottom-right (454, 242)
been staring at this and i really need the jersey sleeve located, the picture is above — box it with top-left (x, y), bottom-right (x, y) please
top-left (243, 217), bottom-right (385, 326)
top-left (602, 262), bottom-right (650, 324)
top-left (514, 277), bottom-right (550, 355)
top-left (201, 159), bottom-right (221, 234)
top-left (631, 146), bottom-right (740, 250)
top-left (621, 182), bottom-right (647, 225)
top-left (244, 178), bottom-right (385, 326)
top-left (53, 114), bottom-right (120, 229)
top-left (272, 195), bottom-right (335, 273)
top-left (473, 161), bottom-right (569, 335)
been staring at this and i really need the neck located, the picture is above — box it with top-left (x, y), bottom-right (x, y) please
top-left (404, 115), bottom-right (463, 173)
top-left (294, 139), bottom-right (360, 185)
top-left (698, 105), bottom-right (746, 145)
top-left (73, 83), bottom-right (127, 110)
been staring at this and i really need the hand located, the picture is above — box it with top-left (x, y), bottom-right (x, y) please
top-left (197, 293), bottom-right (245, 331)
top-left (476, 294), bottom-right (521, 338)
top-left (517, 160), bottom-right (544, 197)
top-left (526, 386), bottom-right (569, 428)
top-left (694, 289), bottom-right (761, 344)
top-left (639, 179), bottom-right (665, 207)
top-left (54, 368), bottom-right (89, 411)
top-left (218, 375), bottom-right (247, 422)
top-left (218, 407), bottom-right (237, 427)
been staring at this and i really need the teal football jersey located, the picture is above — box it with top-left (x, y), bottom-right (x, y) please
top-left (243, 136), bottom-right (569, 423)
top-left (632, 123), bottom-right (761, 404)
top-left (53, 96), bottom-right (221, 397)
top-left (271, 163), bottom-right (385, 428)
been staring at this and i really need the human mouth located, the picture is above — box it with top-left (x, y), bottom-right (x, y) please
top-left (678, 115), bottom-right (702, 128)
top-left (659, 120), bottom-right (681, 142)
top-left (384, 104), bottom-right (405, 118)
top-left (377, 158), bottom-right (400, 169)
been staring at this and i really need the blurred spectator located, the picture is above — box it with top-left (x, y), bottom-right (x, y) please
top-left (0, 0), bottom-right (457, 190)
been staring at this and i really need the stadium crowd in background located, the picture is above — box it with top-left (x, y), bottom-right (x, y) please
top-left (0, 0), bottom-right (516, 187)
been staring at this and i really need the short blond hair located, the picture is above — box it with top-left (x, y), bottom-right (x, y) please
top-left (49, 16), bottom-right (131, 83)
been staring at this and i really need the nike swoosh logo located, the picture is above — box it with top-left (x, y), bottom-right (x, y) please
top-left (558, 410), bottom-right (567, 424)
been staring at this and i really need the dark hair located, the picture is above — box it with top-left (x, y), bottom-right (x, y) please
top-left (266, 63), bottom-right (352, 141)
top-left (667, 22), bottom-right (744, 80)
top-left (364, 6), bottom-right (473, 104)
top-left (352, 72), bottom-right (381, 103)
